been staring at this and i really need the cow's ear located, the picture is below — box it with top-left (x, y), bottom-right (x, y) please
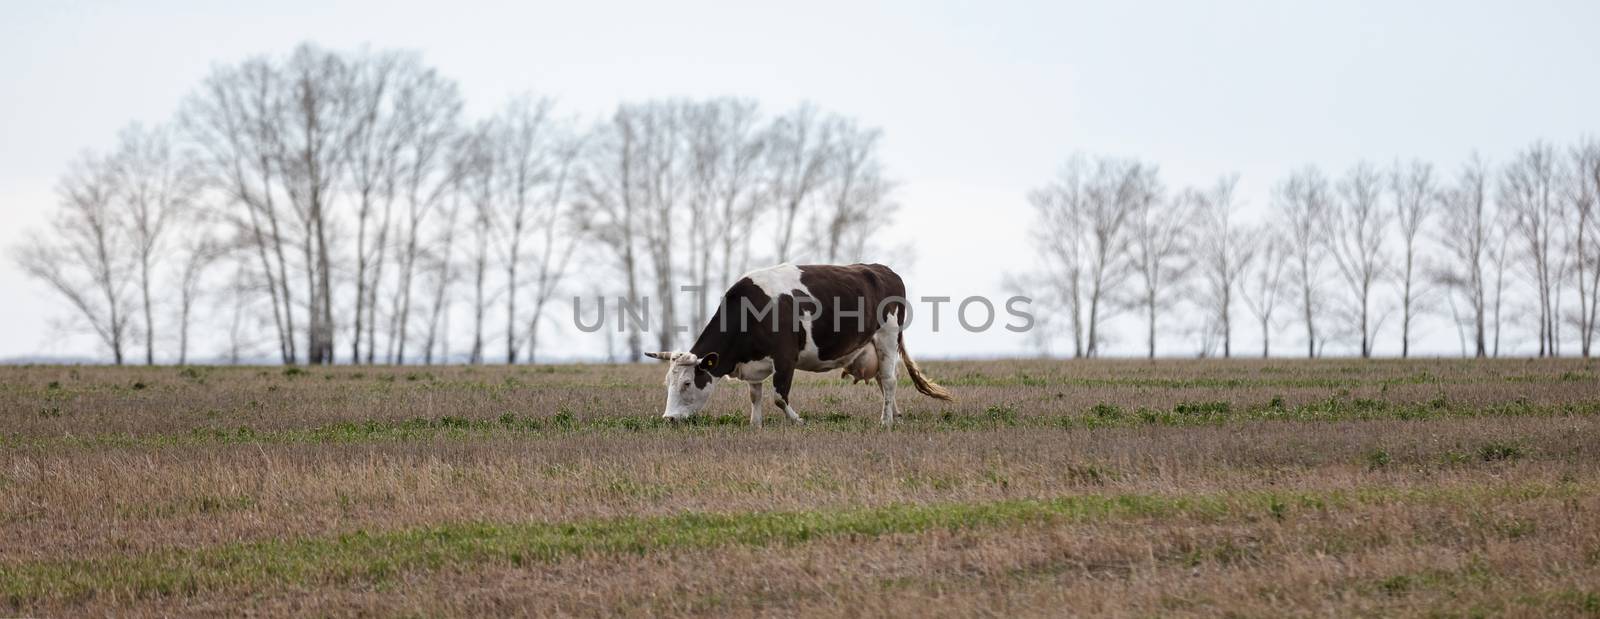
top-left (698, 353), bottom-right (719, 370)
top-left (643, 351), bottom-right (672, 361)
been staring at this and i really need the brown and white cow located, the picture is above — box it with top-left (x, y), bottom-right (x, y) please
top-left (645, 263), bottom-right (952, 427)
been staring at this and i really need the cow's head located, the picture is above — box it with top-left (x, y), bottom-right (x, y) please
top-left (643, 351), bottom-right (720, 420)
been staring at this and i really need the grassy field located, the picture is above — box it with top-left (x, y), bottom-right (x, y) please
top-left (2, 358), bottom-right (1599, 617)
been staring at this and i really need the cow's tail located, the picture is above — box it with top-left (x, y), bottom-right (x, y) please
top-left (897, 332), bottom-right (953, 401)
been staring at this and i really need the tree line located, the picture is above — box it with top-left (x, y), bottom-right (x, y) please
top-left (1019, 144), bottom-right (1600, 359)
top-left (12, 43), bottom-right (898, 365)
top-left (20, 43), bottom-right (1599, 365)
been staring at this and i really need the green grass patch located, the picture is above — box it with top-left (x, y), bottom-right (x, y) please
top-left (7, 392), bottom-right (1600, 450)
top-left (0, 479), bottom-right (1585, 609)
top-left (940, 374), bottom-right (1360, 389)
top-left (0, 493), bottom-right (1210, 606)
top-left (1478, 442), bottom-right (1526, 462)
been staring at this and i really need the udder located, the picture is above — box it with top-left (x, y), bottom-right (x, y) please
top-left (839, 343), bottom-right (879, 384)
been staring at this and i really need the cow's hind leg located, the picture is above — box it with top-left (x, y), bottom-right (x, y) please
top-left (769, 358), bottom-right (805, 425)
top-left (775, 398), bottom-right (804, 425)
top-left (747, 381), bottom-right (764, 427)
top-left (873, 317), bottom-right (901, 428)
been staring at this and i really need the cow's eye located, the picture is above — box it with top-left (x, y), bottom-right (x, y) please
top-left (682, 381), bottom-right (691, 388)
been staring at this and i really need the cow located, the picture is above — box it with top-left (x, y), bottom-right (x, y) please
top-left (645, 263), bottom-right (952, 428)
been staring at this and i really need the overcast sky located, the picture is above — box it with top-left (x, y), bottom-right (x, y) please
top-left (3, 0), bottom-right (1597, 361)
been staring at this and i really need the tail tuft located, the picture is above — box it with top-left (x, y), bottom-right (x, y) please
top-left (897, 332), bottom-right (954, 401)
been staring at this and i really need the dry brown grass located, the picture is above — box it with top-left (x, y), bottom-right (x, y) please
top-left (5, 358), bottom-right (1596, 437)
top-left (144, 494), bottom-right (1600, 618)
top-left (2, 359), bottom-right (1598, 616)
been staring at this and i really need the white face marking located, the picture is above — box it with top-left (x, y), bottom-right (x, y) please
top-left (658, 352), bottom-right (716, 419)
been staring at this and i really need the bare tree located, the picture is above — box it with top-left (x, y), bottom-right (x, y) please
top-left (1193, 175), bottom-right (1255, 358)
top-left (26, 37), bottom-right (937, 366)
top-left (684, 99), bottom-right (767, 328)
top-left (492, 96), bottom-right (553, 363)
top-left (768, 104), bottom-right (833, 263)
top-left (1276, 166), bottom-right (1331, 358)
top-left (813, 118), bottom-right (897, 263)
top-left (1239, 228), bottom-right (1287, 358)
top-left (1434, 155), bottom-right (1493, 358)
top-left (634, 102), bottom-right (688, 352)
top-left (1501, 142), bottom-right (1563, 356)
top-left (278, 43), bottom-right (360, 365)
top-left (460, 125), bottom-right (498, 364)
top-left (1086, 159), bottom-right (1156, 356)
top-left (524, 138), bottom-right (585, 363)
top-left (175, 230), bottom-right (224, 365)
top-left (109, 123), bottom-right (202, 365)
top-left (1390, 159), bottom-right (1434, 358)
top-left (1489, 210), bottom-right (1514, 357)
top-left (345, 51), bottom-right (408, 364)
top-left (221, 260), bottom-right (268, 364)
top-left (1566, 138), bottom-right (1600, 357)
top-left (183, 56), bottom-right (299, 364)
top-left (682, 103), bottom-right (719, 330)
top-left (13, 154), bottom-right (133, 363)
top-left (1326, 162), bottom-right (1391, 358)
top-left (1058, 157), bottom-right (1150, 356)
top-left (1126, 178), bottom-right (1193, 359)
top-left (1026, 157), bottom-right (1091, 357)
top-left (713, 103), bottom-right (768, 287)
top-left (384, 67), bottom-right (463, 363)
top-left (183, 44), bottom-right (398, 366)
top-left (494, 97), bottom-right (586, 363)
top-left (578, 106), bottom-right (648, 361)
top-left (170, 192), bottom-right (226, 366)
top-left (1024, 156), bottom-right (1150, 356)
top-left (420, 177), bottom-right (466, 365)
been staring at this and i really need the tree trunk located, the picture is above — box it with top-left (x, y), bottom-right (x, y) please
top-left (1261, 317), bottom-right (1270, 359)
top-left (353, 198), bottom-right (368, 364)
top-left (1360, 280), bottom-right (1371, 359)
top-left (141, 257), bottom-right (155, 365)
top-left (507, 259), bottom-right (519, 364)
top-left (623, 244), bottom-right (641, 360)
top-left (1070, 273), bottom-right (1083, 359)
top-left (243, 204), bottom-right (290, 363)
top-left (778, 197), bottom-right (800, 262)
top-left (302, 217), bottom-right (320, 365)
top-left (1086, 290), bottom-right (1101, 358)
top-left (1221, 291), bottom-right (1231, 358)
top-left (366, 199), bottom-right (392, 365)
top-left (316, 204), bottom-right (334, 365)
top-left (179, 303), bottom-right (191, 366)
top-left (104, 277), bottom-right (124, 366)
top-left (1401, 262), bottom-right (1412, 358)
top-left (1145, 294), bottom-right (1156, 359)
top-left (1302, 285), bottom-right (1315, 359)
top-left (470, 244), bottom-right (486, 364)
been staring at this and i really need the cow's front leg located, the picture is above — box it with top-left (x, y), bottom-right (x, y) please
top-left (770, 358), bottom-right (804, 425)
top-left (873, 322), bottom-right (901, 428)
top-left (747, 381), bottom-right (764, 427)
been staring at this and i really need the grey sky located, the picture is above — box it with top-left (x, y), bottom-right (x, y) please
top-left (3, 0), bottom-right (1596, 360)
